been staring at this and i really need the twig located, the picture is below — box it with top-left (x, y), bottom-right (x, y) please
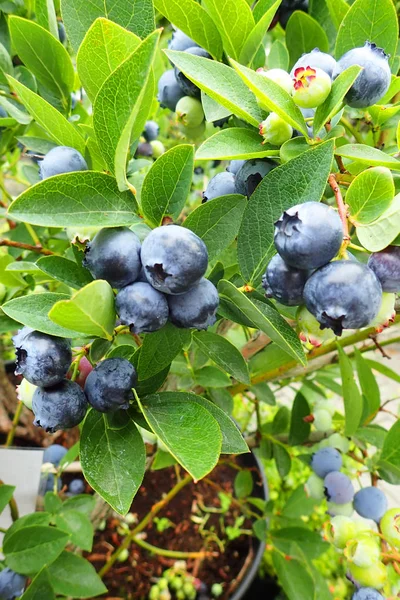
top-left (369, 333), bottom-right (391, 359)
top-left (328, 174), bottom-right (350, 245)
top-left (5, 401), bottom-right (24, 448)
top-left (132, 535), bottom-right (216, 559)
top-left (0, 238), bottom-right (54, 255)
top-left (335, 155), bottom-right (348, 174)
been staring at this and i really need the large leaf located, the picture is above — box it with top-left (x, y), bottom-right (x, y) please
top-left (326, 0), bottom-right (349, 30)
top-left (193, 331), bottom-right (250, 384)
top-left (138, 323), bottom-right (191, 380)
top-left (272, 551), bottom-right (315, 600)
top-left (61, 0), bottom-right (155, 53)
top-left (356, 193), bottom-right (400, 251)
top-left (378, 420), bottom-right (400, 484)
top-left (218, 280), bottom-right (306, 365)
top-left (165, 50), bottom-right (263, 127)
top-left (139, 392), bottom-right (222, 480)
top-left (80, 410), bottom-right (145, 514)
top-left (201, 0), bottom-right (254, 60)
top-left (335, 144), bottom-right (400, 171)
top-left (354, 348), bottom-right (380, 422)
top-left (48, 280), bottom-right (116, 340)
top-left (335, 0), bottom-right (398, 65)
top-left (7, 77), bottom-right (86, 153)
top-left (76, 18), bottom-right (140, 103)
top-left (36, 255), bottom-right (93, 289)
top-left (286, 11), bottom-right (329, 67)
top-left (47, 552), bottom-right (107, 598)
top-left (93, 29), bottom-right (160, 190)
top-left (239, 0), bottom-right (281, 66)
top-left (230, 60), bottom-right (308, 135)
top-left (141, 145), bottom-right (194, 226)
top-left (9, 16), bottom-right (74, 109)
top-left (183, 194), bottom-right (246, 263)
top-left (237, 140), bottom-right (334, 284)
top-left (196, 128), bottom-right (279, 161)
top-left (8, 172), bottom-right (138, 227)
top-left (35, 0), bottom-right (58, 38)
top-left (154, 0), bottom-right (223, 60)
top-left (338, 346), bottom-right (363, 436)
top-left (1, 293), bottom-right (81, 338)
top-left (19, 569), bottom-right (55, 600)
top-left (346, 167), bottom-right (394, 224)
top-left (4, 526), bottom-right (68, 575)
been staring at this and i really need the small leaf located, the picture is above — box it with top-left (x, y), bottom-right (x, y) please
top-left (195, 365), bottom-right (231, 388)
top-left (271, 528), bottom-right (329, 560)
top-left (37, 256), bottom-right (93, 289)
top-left (47, 551), bottom-right (107, 598)
top-left (239, 0), bottom-right (281, 66)
top-left (337, 345), bottom-right (363, 436)
top-left (193, 331), bottom-right (250, 383)
top-left (201, 0), bottom-right (254, 61)
top-left (282, 485), bottom-right (317, 518)
top-left (356, 193), bottom-right (400, 252)
top-left (196, 128), bottom-right (279, 161)
top-left (267, 39), bottom-right (289, 70)
top-left (335, 144), bottom-right (400, 171)
top-left (234, 470), bottom-right (253, 498)
top-left (379, 420), bottom-right (400, 484)
top-left (289, 392), bottom-right (311, 445)
top-left (354, 348), bottom-right (380, 422)
top-left (273, 443), bottom-right (291, 478)
top-left (273, 406), bottom-right (290, 434)
top-left (346, 167), bottom-right (394, 224)
top-left (0, 484), bottom-right (15, 514)
top-left (138, 323), bottom-right (191, 380)
top-left (286, 11), bottom-right (329, 67)
top-left (4, 526), bottom-right (68, 575)
top-left (54, 510), bottom-right (94, 551)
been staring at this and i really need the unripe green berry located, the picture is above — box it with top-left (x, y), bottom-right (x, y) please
top-left (211, 583), bottom-right (223, 597)
top-left (327, 501), bottom-right (354, 517)
top-left (183, 581), bottom-right (194, 595)
top-left (158, 578), bottom-right (169, 591)
top-left (117, 548), bottom-right (129, 562)
top-left (149, 585), bottom-right (160, 600)
top-left (176, 96), bottom-right (204, 128)
top-left (313, 408), bottom-right (332, 432)
top-left (150, 140), bottom-right (165, 158)
top-left (259, 113), bottom-right (293, 146)
top-left (327, 433), bottom-right (350, 454)
top-left (297, 306), bottom-right (335, 349)
top-left (181, 121), bottom-right (206, 140)
top-left (170, 577), bottom-right (183, 591)
top-left (314, 399), bottom-right (336, 418)
top-left (381, 508), bottom-right (400, 547)
top-left (292, 66), bottom-right (331, 109)
top-left (370, 292), bottom-right (396, 333)
top-left (344, 533), bottom-right (381, 568)
top-left (16, 378), bottom-right (37, 410)
top-left (305, 473), bottom-right (325, 500)
top-left (176, 591), bottom-right (185, 600)
top-left (326, 515), bottom-right (357, 549)
top-left (349, 560), bottom-right (387, 589)
top-left (257, 68), bottom-right (293, 94)
top-left (159, 591), bottom-right (171, 600)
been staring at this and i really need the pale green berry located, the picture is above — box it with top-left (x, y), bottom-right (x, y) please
top-left (257, 68), bottom-right (293, 94)
top-left (149, 585), bottom-right (160, 600)
top-left (159, 591), bottom-right (171, 600)
top-left (16, 378), bottom-right (37, 410)
top-left (344, 533), bottom-right (381, 567)
top-left (183, 581), bottom-right (195, 595)
top-left (176, 591), bottom-right (185, 600)
top-left (150, 140), bottom-right (165, 158)
top-left (327, 433), bottom-right (350, 454)
top-left (292, 66), bottom-right (332, 109)
top-left (176, 96), bottom-right (204, 128)
top-left (327, 501), bottom-right (354, 517)
top-left (326, 515), bottom-right (357, 549)
top-left (158, 578), bottom-right (169, 591)
top-left (117, 548), bottom-right (129, 562)
top-left (181, 121), bottom-right (206, 140)
top-left (370, 292), bottom-right (396, 333)
top-left (315, 399), bottom-right (336, 417)
top-left (297, 306), bottom-right (335, 349)
top-left (313, 408), bottom-right (333, 433)
top-left (212, 583), bottom-right (223, 598)
top-left (305, 473), bottom-right (325, 500)
top-left (381, 508), bottom-right (400, 547)
top-left (170, 577), bottom-right (183, 591)
top-left (259, 113), bottom-right (293, 146)
top-left (349, 560), bottom-right (387, 589)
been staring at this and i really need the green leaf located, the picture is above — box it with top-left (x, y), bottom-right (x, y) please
top-left (335, 0), bottom-right (398, 66)
top-left (356, 193), bottom-right (400, 252)
top-left (218, 280), bottom-right (306, 365)
top-left (9, 16), bottom-right (74, 109)
top-left (54, 510), bottom-right (94, 551)
top-left (354, 348), bottom-right (380, 422)
top-left (230, 59), bottom-right (308, 135)
top-left (365, 359), bottom-right (400, 384)
top-left (201, 0), bottom-right (254, 61)
top-left (8, 172), bottom-right (138, 227)
top-left (379, 420), bottom-right (400, 484)
top-left (237, 140), bottom-right (334, 284)
top-left (196, 128), bottom-right (279, 161)
top-left (44, 492), bottom-right (62, 514)
top-left (80, 410), bottom-right (145, 514)
top-left (183, 194), bottom-right (246, 263)
top-left (0, 484), bottom-right (15, 514)
top-left (326, 0), bottom-right (349, 30)
top-left (19, 569), bottom-right (55, 600)
top-left (138, 323), bottom-right (191, 380)
top-left (61, 0), bottom-right (154, 53)
top-left (141, 145), bottom-right (194, 226)
top-left (37, 256), bottom-right (93, 289)
top-left (335, 144), bottom-right (400, 171)
top-left (193, 331), bottom-right (250, 384)
top-left (234, 470), bottom-right (253, 498)
top-left (271, 528), bottom-right (329, 560)
top-left (93, 30), bottom-right (160, 190)
top-left (61, 494), bottom-right (96, 516)
top-left (195, 366), bottom-right (231, 387)
top-left (251, 382), bottom-right (275, 405)
top-left (165, 50), bottom-right (263, 127)
top-left (76, 18), bottom-right (140, 103)
top-left (2, 292), bottom-right (81, 337)
top-left (201, 92), bottom-right (232, 123)
top-left (47, 551), bottom-right (107, 598)
top-left (273, 443), bottom-right (291, 478)
top-left (3, 514), bottom-right (52, 546)
top-left (4, 526), bottom-right (68, 575)
top-left (354, 424), bottom-right (387, 449)
top-left (0, 254), bottom-right (26, 287)
top-left (286, 11), bottom-right (329, 67)
top-left (139, 392), bottom-right (222, 480)
top-left (346, 167), bottom-right (394, 224)
top-left (289, 392), bottom-right (311, 445)
top-left (337, 345), bottom-right (363, 436)
top-left (282, 485), bottom-right (319, 519)
top-left (313, 66), bottom-right (362, 134)
top-left (35, 0), bottom-right (58, 38)
top-left (239, 0), bottom-right (281, 66)
top-left (154, 0), bottom-right (223, 60)
top-left (0, 96), bottom-right (31, 125)
top-left (49, 280), bottom-right (115, 340)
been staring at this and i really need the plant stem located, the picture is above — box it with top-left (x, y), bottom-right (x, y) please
top-left (132, 535), bottom-right (215, 559)
top-left (24, 223), bottom-right (41, 246)
top-left (340, 117), bottom-right (363, 143)
top-left (5, 401), bottom-right (24, 448)
top-left (328, 174), bottom-right (350, 251)
top-left (0, 238), bottom-right (54, 255)
top-left (0, 480), bottom-right (19, 521)
top-left (99, 474), bottom-right (192, 578)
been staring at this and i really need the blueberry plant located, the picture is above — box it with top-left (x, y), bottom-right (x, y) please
top-left (0, 0), bottom-right (400, 598)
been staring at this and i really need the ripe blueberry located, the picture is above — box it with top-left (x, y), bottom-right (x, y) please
top-left (274, 201), bottom-right (343, 270)
top-left (291, 48), bottom-right (338, 79)
top-left (311, 447), bottom-right (342, 478)
top-left (157, 69), bottom-right (186, 111)
top-left (333, 42), bottom-right (391, 108)
top-left (0, 568), bottom-right (26, 599)
top-left (84, 358), bottom-right (137, 413)
top-left (352, 589), bottom-right (384, 600)
top-left (203, 172), bottom-right (236, 202)
top-left (135, 142), bottom-right (153, 157)
top-left (292, 66), bottom-right (332, 109)
top-left (168, 29), bottom-right (199, 53)
top-left (143, 120), bottom-right (159, 142)
top-left (116, 281), bottom-right (169, 334)
top-left (304, 261), bottom-right (382, 335)
top-left (262, 254), bottom-right (309, 306)
top-left (175, 96), bottom-right (204, 128)
top-left (226, 160), bottom-right (246, 175)
top-left (13, 327), bottom-right (72, 387)
top-left (58, 22), bottom-right (66, 45)
top-left (174, 47), bottom-right (212, 97)
top-left (43, 444), bottom-right (67, 466)
top-left (353, 486), bottom-right (388, 523)
top-left (257, 68), bottom-right (293, 94)
top-left (259, 113), bottom-right (293, 146)
top-left (368, 246), bottom-right (400, 292)
top-left (141, 225), bottom-right (208, 295)
top-left (33, 380), bottom-right (88, 432)
top-left (235, 159), bottom-right (276, 196)
top-left (278, 0), bottom-right (308, 28)
top-left (324, 471), bottom-right (355, 504)
top-left (83, 226), bottom-right (142, 289)
top-left (168, 278), bottom-right (219, 330)
top-left (39, 146), bottom-right (88, 179)
top-left (68, 478), bottom-right (85, 495)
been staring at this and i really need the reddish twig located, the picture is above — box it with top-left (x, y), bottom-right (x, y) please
top-left (0, 238), bottom-right (54, 255)
top-left (328, 174), bottom-right (350, 243)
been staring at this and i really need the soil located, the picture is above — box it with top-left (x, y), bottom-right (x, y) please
top-left (85, 460), bottom-right (268, 600)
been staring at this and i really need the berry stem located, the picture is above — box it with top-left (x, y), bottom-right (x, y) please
top-left (5, 400), bottom-right (24, 448)
top-left (0, 238), bottom-right (54, 255)
top-left (131, 535), bottom-right (216, 559)
top-left (328, 174), bottom-right (350, 253)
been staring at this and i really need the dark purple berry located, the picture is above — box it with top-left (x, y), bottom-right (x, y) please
top-left (84, 358), bottom-right (137, 413)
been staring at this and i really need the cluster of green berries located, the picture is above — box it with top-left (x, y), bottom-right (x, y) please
top-left (148, 562), bottom-right (222, 600)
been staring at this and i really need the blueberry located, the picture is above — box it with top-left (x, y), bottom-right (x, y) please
top-left (157, 69), bottom-right (185, 111)
top-left (0, 106), bottom-right (7, 118)
top-left (203, 172), bottom-right (236, 202)
top-left (259, 113), bottom-right (293, 146)
top-left (84, 358), bottom-right (137, 413)
top-left (368, 246), bottom-right (400, 292)
top-left (0, 568), bottom-right (26, 599)
top-left (291, 48), bottom-right (338, 79)
top-left (58, 22), bottom-right (66, 45)
top-left (176, 96), bottom-right (204, 128)
top-left (116, 281), bottom-right (169, 334)
top-left (278, 0), bottom-right (308, 28)
top-left (68, 478), bottom-right (85, 495)
top-left (141, 225), bottom-right (208, 295)
top-left (333, 42), bottom-right (391, 108)
top-left (324, 471), bottom-right (355, 504)
top-left (235, 159), bottom-right (276, 197)
top-left (33, 380), bottom-right (88, 433)
top-left (352, 589), bottom-right (384, 600)
top-left (274, 202), bottom-right (342, 270)
top-left (168, 278), bottom-right (219, 330)
top-left (168, 29), bottom-right (199, 53)
top-left (135, 142), bottom-right (153, 157)
top-left (43, 444), bottom-right (67, 466)
top-left (353, 487), bottom-right (388, 523)
top-left (143, 120), bottom-right (159, 142)
top-left (174, 47), bottom-right (212, 97)
top-left (263, 254), bottom-right (309, 306)
top-left (13, 327), bottom-right (72, 387)
top-left (38, 146), bottom-right (88, 179)
top-left (226, 160), bottom-right (246, 175)
top-left (83, 227), bottom-right (142, 289)
top-left (311, 447), bottom-right (342, 478)
top-left (303, 261), bottom-right (382, 336)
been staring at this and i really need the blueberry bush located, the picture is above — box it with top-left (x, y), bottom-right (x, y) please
top-left (0, 0), bottom-right (400, 598)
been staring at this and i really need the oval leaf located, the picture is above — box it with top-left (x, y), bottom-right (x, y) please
top-left (196, 128), bottom-right (279, 161)
top-left (346, 166), bottom-right (394, 224)
top-left (193, 330), bottom-right (250, 384)
top-left (4, 526), bottom-right (68, 575)
top-left (47, 551), bottom-right (107, 598)
top-left (356, 193), bottom-right (400, 251)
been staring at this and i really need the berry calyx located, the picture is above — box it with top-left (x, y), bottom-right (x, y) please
top-left (292, 66), bottom-right (332, 109)
top-left (259, 112), bottom-right (293, 146)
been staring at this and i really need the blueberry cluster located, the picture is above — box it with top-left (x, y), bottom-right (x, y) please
top-left (136, 120), bottom-right (166, 160)
top-left (203, 158), bottom-right (276, 200)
